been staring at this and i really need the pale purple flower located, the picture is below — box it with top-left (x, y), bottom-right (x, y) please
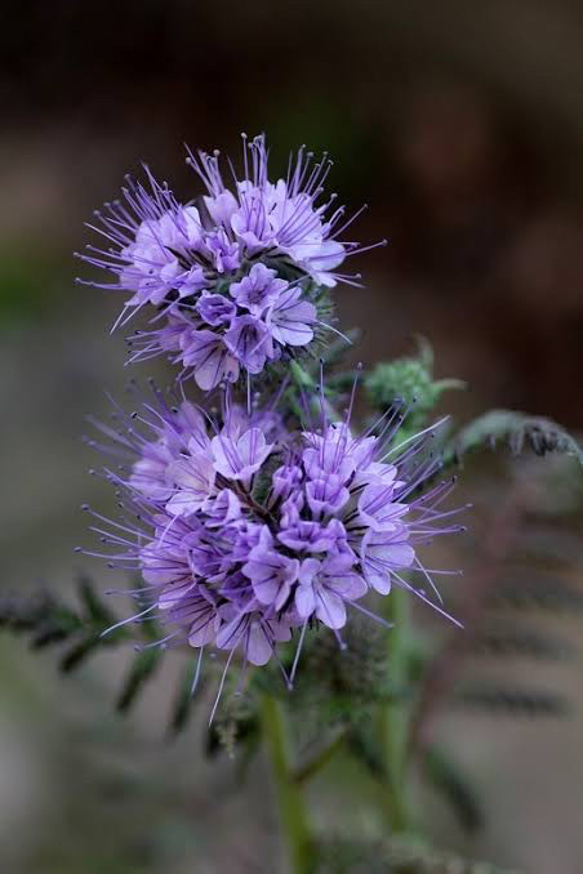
top-left (205, 488), bottom-right (243, 528)
top-left (305, 475), bottom-right (350, 518)
top-left (182, 593), bottom-right (223, 648)
top-left (215, 606), bottom-right (292, 667)
top-left (204, 229), bottom-right (241, 273)
top-left (360, 527), bottom-right (415, 595)
top-left (277, 518), bottom-right (348, 554)
top-left (243, 528), bottom-right (300, 611)
top-left (195, 292), bottom-right (236, 326)
top-left (295, 557), bottom-right (367, 629)
top-left (268, 286), bottom-right (317, 347)
top-left (229, 263), bottom-right (288, 316)
top-left (83, 378), bottom-right (463, 720)
top-left (79, 135), bottom-right (383, 385)
top-left (270, 463), bottom-right (304, 505)
top-left (180, 329), bottom-right (240, 391)
top-left (166, 450), bottom-right (217, 517)
top-left (118, 206), bottom-right (207, 308)
top-left (189, 134), bottom-right (381, 286)
top-left (211, 426), bottom-right (272, 485)
top-left (129, 449), bottom-right (175, 502)
top-left (357, 482), bottom-right (409, 532)
top-left (224, 314), bottom-right (275, 374)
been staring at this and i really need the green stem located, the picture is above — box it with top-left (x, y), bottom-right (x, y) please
top-left (292, 727), bottom-right (347, 785)
top-left (260, 693), bottom-right (315, 874)
top-left (380, 586), bottom-right (412, 832)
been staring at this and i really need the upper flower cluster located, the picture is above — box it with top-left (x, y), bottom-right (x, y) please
top-left (84, 385), bottom-right (463, 703)
top-left (78, 134), bottom-right (377, 390)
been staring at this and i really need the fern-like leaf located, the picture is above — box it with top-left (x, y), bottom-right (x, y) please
top-left (453, 684), bottom-right (571, 716)
top-left (448, 410), bottom-right (583, 466)
top-left (467, 628), bottom-right (573, 660)
top-left (116, 648), bottom-right (163, 713)
top-left (0, 579), bottom-right (203, 736)
top-left (422, 745), bottom-right (483, 832)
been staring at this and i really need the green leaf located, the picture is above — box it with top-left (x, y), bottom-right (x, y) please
top-left (30, 623), bottom-right (77, 650)
top-left (448, 410), bottom-right (583, 466)
top-left (59, 634), bottom-right (103, 674)
top-left (77, 577), bottom-right (117, 630)
top-left (0, 591), bottom-right (82, 644)
top-left (423, 745), bottom-right (483, 832)
top-left (364, 339), bottom-right (464, 429)
top-left (489, 578), bottom-right (583, 613)
top-left (468, 628), bottom-right (573, 660)
top-left (453, 684), bottom-right (571, 716)
top-left (116, 647), bottom-right (163, 713)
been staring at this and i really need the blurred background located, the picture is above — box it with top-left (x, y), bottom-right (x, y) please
top-left (1, 1), bottom-right (583, 871)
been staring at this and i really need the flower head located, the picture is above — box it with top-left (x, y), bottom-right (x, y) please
top-left (82, 380), bottom-right (464, 718)
top-left (78, 135), bottom-right (385, 389)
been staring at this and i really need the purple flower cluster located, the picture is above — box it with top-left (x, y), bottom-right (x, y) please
top-left (85, 388), bottom-right (463, 697)
top-left (78, 135), bottom-right (379, 390)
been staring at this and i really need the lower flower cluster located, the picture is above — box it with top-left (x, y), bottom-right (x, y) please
top-left (85, 386), bottom-right (463, 692)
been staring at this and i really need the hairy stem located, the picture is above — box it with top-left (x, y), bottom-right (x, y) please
top-left (381, 586), bottom-right (412, 832)
top-left (260, 693), bottom-right (315, 873)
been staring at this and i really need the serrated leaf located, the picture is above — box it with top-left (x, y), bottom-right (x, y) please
top-left (423, 745), bottom-right (483, 832)
top-left (452, 684), bottom-right (571, 716)
top-left (488, 578), bottom-right (583, 613)
top-left (30, 624), bottom-right (76, 650)
top-left (513, 526), bottom-right (583, 567)
top-left (77, 577), bottom-right (117, 630)
top-left (59, 634), bottom-right (102, 673)
top-left (116, 647), bottom-right (163, 713)
top-left (0, 592), bottom-right (82, 639)
top-left (468, 628), bottom-right (573, 660)
top-left (448, 410), bottom-right (583, 466)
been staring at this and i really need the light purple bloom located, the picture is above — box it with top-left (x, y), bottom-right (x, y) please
top-left (295, 557), bottom-right (367, 629)
top-left (84, 379), bottom-right (463, 720)
top-left (360, 527), bottom-right (415, 595)
top-left (215, 606), bottom-right (292, 667)
top-left (195, 292), bottom-right (236, 326)
top-left (204, 229), bottom-right (241, 273)
top-left (80, 135), bottom-right (383, 384)
top-left (243, 528), bottom-right (300, 611)
top-left (118, 206), bottom-right (207, 310)
top-left (205, 488), bottom-right (243, 528)
top-left (224, 314), bottom-right (275, 374)
top-left (277, 518), bottom-right (348, 554)
top-left (306, 475), bottom-right (350, 518)
top-left (268, 286), bottom-right (316, 347)
top-left (180, 329), bottom-right (240, 391)
top-left (211, 426), bottom-right (273, 485)
top-left (230, 263), bottom-right (288, 316)
top-left (270, 463), bottom-right (304, 505)
top-left (189, 135), bottom-right (374, 286)
top-left (358, 482), bottom-right (409, 532)
top-left (166, 450), bottom-right (216, 517)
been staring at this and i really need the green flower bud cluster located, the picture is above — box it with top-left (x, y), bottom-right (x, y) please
top-left (365, 339), bottom-right (464, 435)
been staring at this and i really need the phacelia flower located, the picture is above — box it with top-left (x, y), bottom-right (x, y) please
top-left (81, 381), bottom-right (464, 718)
top-left (77, 135), bottom-right (385, 389)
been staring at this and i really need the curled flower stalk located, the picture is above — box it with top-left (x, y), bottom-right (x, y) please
top-left (76, 134), bottom-right (385, 390)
